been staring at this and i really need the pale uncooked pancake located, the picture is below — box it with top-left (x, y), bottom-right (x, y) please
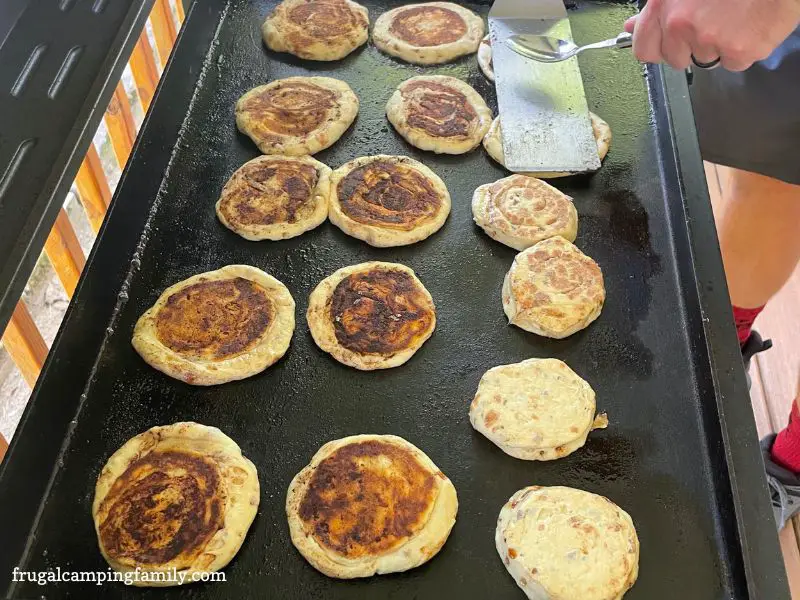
top-left (262, 0), bottom-right (369, 61)
top-left (472, 174), bottom-right (578, 251)
top-left (93, 422), bottom-right (259, 587)
top-left (329, 155), bottom-right (451, 247)
top-left (469, 358), bottom-right (608, 460)
top-left (387, 75), bottom-right (492, 154)
top-left (483, 113), bottom-right (612, 178)
top-left (373, 2), bottom-right (484, 65)
top-left (132, 265), bottom-right (295, 385)
top-left (306, 262), bottom-right (436, 370)
top-left (496, 486), bottom-right (639, 600)
top-left (477, 35), bottom-right (494, 81)
top-left (216, 155), bottom-right (331, 241)
top-left (236, 77), bottom-right (358, 155)
top-left (286, 434), bottom-right (458, 578)
top-left (502, 237), bottom-right (605, 338)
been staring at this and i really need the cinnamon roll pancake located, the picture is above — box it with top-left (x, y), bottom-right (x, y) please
top-left (262, 0), bottom-right (369, 61)
top-left (373, 2), bottom-right (484, 65)
top-left (484, 113), bottom-right (612, 178)
top-left (472, 174), bottom-right (578, 251)
top-left (216, 155), bottom-right (332, 241)
top-left (477, 35), bottom-right (494, 81)
top-left (306, 262), bottom-right (436, 370)
top-left (386, 75), bottom-right (492, 154)
top-left (502, 237), bottom-right (605, 339)
top-left (92, 422), bottom-right (259, 587)
top-left (286, 434), bottom-right (458, 578)
top-left (329, 155), bottom-right (451, 247)
top-left (132, 265), bottom-right (295, 385)
top-left (236, 77), bottom-right (358, 156)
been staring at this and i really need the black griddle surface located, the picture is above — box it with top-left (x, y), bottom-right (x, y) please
top-left (10, 1), bottom-right (749, 598)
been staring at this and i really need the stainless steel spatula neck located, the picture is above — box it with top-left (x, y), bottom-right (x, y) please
top-left (507, 31), bottom-right (633, 63)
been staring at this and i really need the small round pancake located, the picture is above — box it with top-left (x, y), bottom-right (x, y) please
top-left (286, 434), bottom-right (458, 578)
top-left (307, 261), bottom-right (436, 370)
top-left (216, 155), bottom-right (332, 241)
top-left (373, 2), bottom-right (484, 65)
top-left (329, 155), bottom-right (451, 247)
top-left (477, 35), bottom-right (494, 81)
top-left (483, 113), bottom-right (612, 178)
top-left (92, 422), bottom-right (259, 587)
top-left (502, 237), bottom-right (605, 339)
top-left (387, 75), bottom-right (492, 154)
top-left (469, 358), bottom-right (608, 460)
top-left (236, 76), bottom-right (359, 156)
top-left (496, 486), bottom-right (639, 600)
top-left (262, 0), bottom-right (369, 61)
top-left (132, 265), bottom-right (295, 385)
top-left (472, 174), bottom-right (578, 251)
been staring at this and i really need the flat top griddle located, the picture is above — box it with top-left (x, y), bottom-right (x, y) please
top-left (0, 1), bottom-right (787, 598)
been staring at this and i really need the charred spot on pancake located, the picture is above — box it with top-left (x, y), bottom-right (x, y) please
top-left (328, 267), bottom-right (434, 354)
top-left (337, 159), bottom-right (442, 229)
top-left (287, 0), bottom-right (366, 39)
top-left (219, 160), bottom-right (320, 226)
top-left (401, 80), bottom-right (477, 138)
top-left (389, 6), bottom-right (467, 47)
top-left (298, 440), bottom-right (437, 557)
top-left (155, 277), bottom-right (274, 360)
top-left (239, 81), bottom-right (338, 137)
top-left (98, 451), bottom-right (224, 568)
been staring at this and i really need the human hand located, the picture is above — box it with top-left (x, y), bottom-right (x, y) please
top-left (624, 0), bottom-right (800, 71)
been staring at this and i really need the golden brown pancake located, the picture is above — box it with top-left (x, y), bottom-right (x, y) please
top-left (286, 434), bottom-right (458, 578)
top-left (306, 262), bottom-right (436, 369)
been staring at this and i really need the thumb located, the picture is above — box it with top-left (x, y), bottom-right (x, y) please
top-left (624, 15), bottom-right (637, 34)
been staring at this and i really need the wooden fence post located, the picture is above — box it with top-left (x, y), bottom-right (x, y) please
top-left (104, 82), bottom-right (138, 168)
top-left (43, 208), bottom-right (86, 298)
top-left (129, 32), bottom-right (160, 112)
top-left (1, 302), bottom-right (48, 389)
top-left (74, 144), bottom-right (112, 232)
top-left (150, 0), bottom-right (178, 68)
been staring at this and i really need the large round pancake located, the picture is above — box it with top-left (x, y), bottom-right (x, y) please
top-left (306, 261), bottom-right (436, 370)
top-left (216, 155), bottom-right (331, 241)
top-left (477, 35), bottom-right (494, 81)
top-left (132, 265), bottom-right (295, 385)
top-left (502, 237), bottom-right (605, 338)
top-left (329, 155), bottom-right (451, 247)
top-left (386, 75), bottom-right (492, 154)
top-left (496, 486), bottom-right (639, 599)
top-left (469, 358), bottom-right (608, 460)
top-left (262, 0), bottom-right (369, 61)
top-left (373, 2), bottom-right (484, 65)
top-left (92, 422), bottom-right (259, 587)
top-left (483, 113), bottom-right (612, 178)
top-left (472, 174), bottom-right (578, 251)
top-left (286, 434), bottom-right (458, 578)
top-left (236, 76), bottom-right (358, 155)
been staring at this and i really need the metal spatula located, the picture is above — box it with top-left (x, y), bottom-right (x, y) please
top-left (508, 32), bottom-right (632, 63)
top-left (488, 0), bottom-right (600, 174)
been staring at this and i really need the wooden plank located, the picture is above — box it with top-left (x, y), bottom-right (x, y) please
top-left (43, 208), bottom-right (86, 298)
top-left (751, 357), bottom-right (775, 438)
top-left (150, 0), bottom-right (178, 68)
top-left (1, 302), bottom-right (48, 389)
top-left (128, 31), bottom-right (160, 112)
top-left (0, 433), bottom-right (7, 463)
top-left (174, 0), bottom-right (185, 23)
top-left (784, 518), bottom-right (800, 598)
top-left (104, 82), bottom-right (138, 168)
top-left (74, 143), bottom-right (112, 233)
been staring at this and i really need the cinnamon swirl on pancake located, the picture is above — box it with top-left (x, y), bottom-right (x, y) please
top-left (502, 237), bottom-right (605, 338)
top-left (373, 2), bottom-right (484, 65)
top-left (286, 434), bottom-right (458, 578)
top-left (92, 422), bottom-right (259, 587)
top-left (262, 0), bottom-right (369, 61)
top-left (386, 75), bottom-right (492, 154)
top-left (472, 174), bottom-right (578, 250)
top-left (216, 155), bottom-right (331, 241)
top-left (306, 262), bottom-right (436, 369)
top-left (236, 76), bottom-right (358, 156)
top-left (132, 265), bottom-right (295, 385)
top-left (329, 155), bottom-right (451, 247)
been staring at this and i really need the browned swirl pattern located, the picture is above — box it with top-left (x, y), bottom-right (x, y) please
top-left (389, 6), bottom-right (467, 47)
top-left (337, 160), bottom-right (442, 230)
top-left (98, 451), bottom-right (224, 568)
top-left (238, 82), bottom-right (338, 137)
top-left (288, 0), bottom-right (365, 38)
top-left (219, 159), bottom-right (320, 226)
top-left (329, 267), bottom-right (434, 354)
top-left (155, 277), bottom-right (274, 360)
top-left (488, 175), bottom-right (573, 232)
top-left (298, 440), bottom-right (437, 557)
top-left (401, 80), bottom-right (477, 138)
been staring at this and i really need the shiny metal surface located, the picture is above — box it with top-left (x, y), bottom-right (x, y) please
top-left (508, 31), bottom-right (632, 62)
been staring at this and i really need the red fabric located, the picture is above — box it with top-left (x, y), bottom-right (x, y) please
top-left (733, 305), bottom-right (764, 345)
top-left (773, 402), bottom-right (800, 473)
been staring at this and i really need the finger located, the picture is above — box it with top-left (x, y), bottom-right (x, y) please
top-left (691, 43), bottom-right (719, 65)
top-left (632, 5), bottom-right (664, 64)
top-left (661, 30), bottom-right (692, 69)
top-left (720, 54), bottom-right (754, 71)
top-left (624, 15), bottom-right (637, 34)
